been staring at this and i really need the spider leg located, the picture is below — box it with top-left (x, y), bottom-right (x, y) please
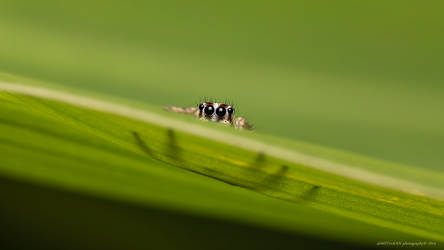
top-left (164, 106), bottom-right (198, 116)
top-left (234, 117), bottom-right (254, 130)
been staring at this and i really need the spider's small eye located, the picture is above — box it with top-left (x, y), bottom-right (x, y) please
top-left (198, 103), bottom-right (204, 110)
top-left (216, 107), bottom-right (226, 117)
top-left (227, 107), bottom-right (234, 114)
top-left (204, 105), bottom-right (214, 115)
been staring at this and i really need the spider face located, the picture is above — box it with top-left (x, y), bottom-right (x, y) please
top-left (198, 102), bottom-right (234, 124)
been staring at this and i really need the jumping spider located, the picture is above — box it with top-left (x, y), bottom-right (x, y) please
top-left (164, 102), bottom-right (253, 130)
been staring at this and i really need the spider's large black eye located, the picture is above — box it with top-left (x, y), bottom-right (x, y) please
top-left (204, 105), bottom-right (214, 115)
top-left (216, 107), bottom-right (226, 117)
top-left (227, 107), bottom-right (234, 114)
top-left (198, 103), bottom-right (204, 110)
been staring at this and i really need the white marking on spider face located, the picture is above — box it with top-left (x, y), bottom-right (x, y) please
top-left (210, 102), bottom-right (219, 122)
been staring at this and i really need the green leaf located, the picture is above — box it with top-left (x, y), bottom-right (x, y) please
top-left (1, 77), bottom-right (443, 249)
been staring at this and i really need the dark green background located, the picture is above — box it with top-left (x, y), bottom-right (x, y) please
top-left (1, 0), bottom-right (443, 171)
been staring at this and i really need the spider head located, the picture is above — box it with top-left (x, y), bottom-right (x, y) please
top-left (198, 102), bottom-right (234, 124)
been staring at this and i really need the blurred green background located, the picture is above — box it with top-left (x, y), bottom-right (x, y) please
top-left (1, 1), bottom-right (443, 170)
